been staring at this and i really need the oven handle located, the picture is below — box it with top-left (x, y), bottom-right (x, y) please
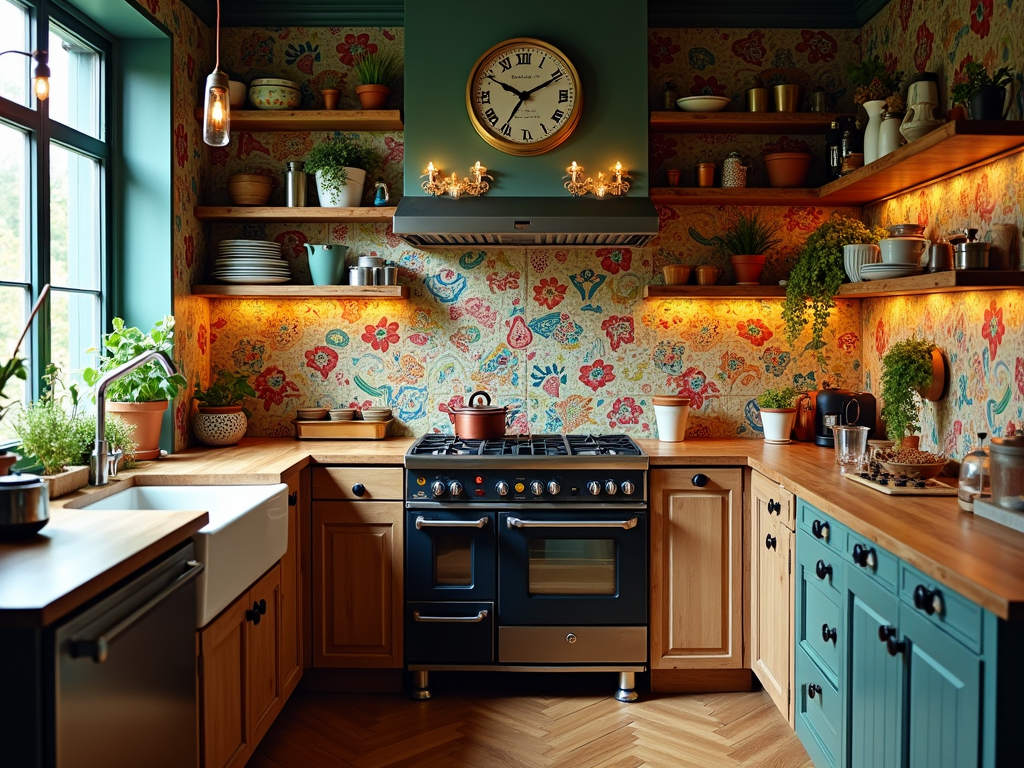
top-left (506, 516), bottom-right (638, 530)
top-left (415, 516), bottom-right (489, 530)
top-left (413, 610), bottom-right (489, 623)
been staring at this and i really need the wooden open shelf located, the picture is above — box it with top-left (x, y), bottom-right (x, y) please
top-left (193, 108), bottom-right (403, 132)
top-left (645, 285), bottom-right (787, 299)
top-left (650, 187), bottom-right (820, 206)
top-left (195, 206), bottom-right (395, 223)
top-left (192, 284), bottom-right (409, 299)
top-left (650, 111), bottom-right (847, 134)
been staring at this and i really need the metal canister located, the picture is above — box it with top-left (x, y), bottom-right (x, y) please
top-left (358, 255), bottom-right (383, 269)
top-left (285, 161), bottom-right (306, 207)
top-left (348, 266), bottom-right (372, 286)
top-left (382, 265), bottom-right (398, 285)
top-left (372, 267), bottom-right (384, 285)
top-left (953, 242), bottom-right (990, 270)
top-left (926, 241), bottom-right (953, 272)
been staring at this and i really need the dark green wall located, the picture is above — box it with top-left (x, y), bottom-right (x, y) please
top-left (404, 0), bottom-right (649, 197)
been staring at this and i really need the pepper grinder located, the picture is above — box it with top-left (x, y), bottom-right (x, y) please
top-left (285, 161), bottom-right (307, 207)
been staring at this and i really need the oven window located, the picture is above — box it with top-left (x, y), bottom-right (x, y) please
top-left (434, 534), bottom-right (473, 586)
top-left (528, 539), bottom-right (616, 595)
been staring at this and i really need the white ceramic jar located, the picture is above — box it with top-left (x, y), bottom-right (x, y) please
top-left (653, 395), bottom-right (691, 442)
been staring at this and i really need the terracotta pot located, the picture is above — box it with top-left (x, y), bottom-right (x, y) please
top-left (194, 406), bottom-right (248, 447)
top-left (730, 254), bottom-right (766, 285)
top-left (947, 105), bottom-right (966, 121)
top-left (355, 84), bottom-right (391, 110)
top-left (107, 400), bottom-right (168, 461)
top-left (901, 435), bottom-right (921, 451)
top-left (0, 452), bottom-right (17, 476)
top-left (452, 391), bottom-right (507, 440)
top-left (321, 88), bottom-right (340, 110)
top-left (760, 408), bottom-right (796, 444)
top-left (764, 152), bottom-right (812, 187)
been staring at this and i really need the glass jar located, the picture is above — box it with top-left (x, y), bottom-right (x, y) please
top-left (989, 435), bottom-right (1024, 511)
top-left (957, 432), bottom-right (990, 512)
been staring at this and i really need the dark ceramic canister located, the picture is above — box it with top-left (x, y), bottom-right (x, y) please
top-left (968, 85), bottom-right (1008, 120)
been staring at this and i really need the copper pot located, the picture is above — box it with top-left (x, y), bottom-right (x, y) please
top-left (453, 390), bottom-right (508, 440)
top-left (793, 390), bottom-right (818, 443)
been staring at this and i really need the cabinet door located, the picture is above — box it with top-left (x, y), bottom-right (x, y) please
top-left (248, 564), bottom-right (283, 747)
top-left (200, 593), bottom-right (250, 768)
top-left (279, 472), bottom-right (304, 699)
top-left (651, 468), bottom-right (743, 669)
top-left (312, 500), bottom-right (404, 668)
top-left (847, 568), bottom-right (902, 768)
top-left (752, 510), bottom-right (793, 723)
top-left (901, 606), bottom-right (982, 768)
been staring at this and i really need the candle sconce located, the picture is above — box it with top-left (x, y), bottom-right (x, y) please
top-left (421, 161), bottom-right (493, 198)
top-left (563, 162), bottom-right (630, 198)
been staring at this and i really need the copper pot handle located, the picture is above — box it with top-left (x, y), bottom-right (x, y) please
top-left (468, 390), bottom-right (491, 407)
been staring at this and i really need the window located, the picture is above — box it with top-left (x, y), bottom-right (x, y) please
top-left (0, 0), bottom-right (109, 443)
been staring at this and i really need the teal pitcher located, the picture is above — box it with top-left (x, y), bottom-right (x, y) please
top-left (304, 243), bottom-right (349, 286)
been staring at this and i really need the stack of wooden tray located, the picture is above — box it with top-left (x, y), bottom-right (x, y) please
top-left (292, 419), bottom-right (392, 440)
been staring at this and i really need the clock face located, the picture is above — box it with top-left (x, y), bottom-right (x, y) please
top-left (466, 38), bottom-right (582, 156)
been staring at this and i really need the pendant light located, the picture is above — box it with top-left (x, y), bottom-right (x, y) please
top-left (0, 49), bottom-right (50, 101)
top-left (202, 0), bottom-right (229, 146)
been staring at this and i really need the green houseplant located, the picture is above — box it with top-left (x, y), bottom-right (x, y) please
top-left (951, 61), bottom-right (1014, 119)
top-left (305, 135), bottom-right (382, 207)
top-left (880, 337), bottom-right (939, 446)
top-left (192, 371), bottom-right (256, 447)
top-left (782, 216), bottom-right (887, 360)
top-left (756, 386), bottom-right (798, 444)
top-left (0, 355), bottom-right (27, 474)
top-left (83, 316), bottom-right (186, 461)
top-left (848, 55), bottom-right (905, 104)
top-left (71, 413), bottom-right (138, 470)
top-left (717, 211), bottom-right (782, 285)
top-left (352, 48), bottom-right (402, 109)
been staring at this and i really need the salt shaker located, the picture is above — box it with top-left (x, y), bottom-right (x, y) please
top-left (285, 161), bottom-right (306, 207)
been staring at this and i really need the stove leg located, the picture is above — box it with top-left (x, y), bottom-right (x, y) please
top-left (410, 670), bottom-right (431, 700)
top-left (615, 672), bottom-right (638, 702)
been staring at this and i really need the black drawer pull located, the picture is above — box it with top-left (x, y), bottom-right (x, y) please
top-left (822, 624), bottom-right (837, 644)
top-left (807, 683), bottom-right (822, 699)
top-left (815, 559), bottom-right (833, 580)
top-left (765, 533), bottom-right (777, 550)
top-left (887, 636), bottom-right (906, 656)
top-left (852, 543), bottom-right (877, 569)
top-left (811, 520), bottom-right (830, 541)
top-left (288, 491), bottom-right (297, 506)
top-left (768, 499), bottom-right (782, 515)
top-left (913, 584), bottom-right (944, 616)
top-left (246, 599), bottom-right (267, 625)
top-left (352, 483), bottom-right (367, 497)
top-left (878, 625), bottom-right (896, 643)
top-left (691, 473), bottom-right (709, 487)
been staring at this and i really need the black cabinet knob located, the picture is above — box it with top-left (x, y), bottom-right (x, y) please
top-left (822, 623), bottom-right (837, 644)
top-left (852, 543), bottom-right (876, 569)
top-left (352, 483), bottom-right (367, 497)
top-left (288, 491), bottom-right (297, 506)
top-left (257, 599), bottom-right (267, 615)
top-left (807, 683), bottom-right (822, 699)
top-left (878, 625), bottom-right (896, 643)
top-left (769, 499), bottom-right (782, 514)
top-left (913, 584), bottom-right (942, 615)
top-left (765, 533), bottom-right (777, 550)
top-left (691, 473), bottom-right (709, 487)
top-left (811, 520), bottom-right (830, 541)
top-left (815, 559), bottom-right (833, 580)
top-left (886, 636), bottom-right (906, 656)
top-left (246, 606), bottom-right (261, 625)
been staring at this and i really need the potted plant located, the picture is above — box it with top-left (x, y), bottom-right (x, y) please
top-left (83, 316), bottom-right (187, 461)
top-left (717, 211), bottom-right (782, 285)
top-left (756, 387), bottom-right (798, 444)
top-left (352, 48), bottom-right (402, 110)
top-left (783, 216), bottom-right (887, 361)
top-left (762, 136), bottom-right (814, 188)
top-left (0, 355), bottom-right (27, 475)
top-left (849, 55), bottom-right (904, 163)
top-left (70, 412), bottom-right (137, 472)
top-left (192, 371), bottom-right (256, 447)
top-left (305, 135), bottom-right (382, 208)
top-left (951, 62), bottom-right (1014, 120)
top-left (880, 337), bottom-right (942, 447)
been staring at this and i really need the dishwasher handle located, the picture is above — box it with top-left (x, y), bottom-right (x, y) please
top-left (70, 559), bottom-right (204, 664)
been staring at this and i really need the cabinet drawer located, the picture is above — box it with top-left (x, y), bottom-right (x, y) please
top-left (797, 529), bottom-right (845, 600)
top-left (752, 470), bottom-right (795, 532)
top-left (795, 647), bottom-right (841, 768)
top-left (845, 532), bottom-right (898, 592)
top-left (406, 602), bottom-right (494, 664)
top-left (799, 579), bottom-right (841, 679)
top-left (797, 500), bottom-right (846, 554)
top-left (898, 563), bottom-right (983, 653)
top-left (312, 466), bottom-right (403, 500)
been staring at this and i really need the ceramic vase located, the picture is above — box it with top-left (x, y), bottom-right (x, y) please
top-left (761, 408), bottom-right (796, 444)
top-left (193, 406), bottom-right (248, 447)
top-left (862, 99), bottom-right (886, 165)
top-left (107, 400), bottom-right (168, 461)
top-left (877, 114), bottom-right (903, 159)
top-left (315, 167), bottom-right (367, 207)
top-left (901, 76), bottom-right (943, 142)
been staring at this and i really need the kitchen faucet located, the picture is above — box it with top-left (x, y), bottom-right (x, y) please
top-left (89, 350), bottom-right (177, 486)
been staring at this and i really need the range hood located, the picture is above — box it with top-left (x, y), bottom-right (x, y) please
top-left (392, 196), bottom-right (659, 248)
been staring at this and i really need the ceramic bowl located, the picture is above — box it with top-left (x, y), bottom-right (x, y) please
top-left (662, 265), bottom-right (692, 285)
top-left (249, 80), bottom-right (301, 110)
top-left (887, 223), bottom-right (926, 237)
top-left (329, 409), bottom-right (356, 421)
top-left (879, 237), bottom-right (929, 265)
top-left (296, 407), bottom-right (328, 421)
top-left (227, 174), bottom-right (272, 205)
top-left (676, 95), bottom-right (730, 112)
top-left (843, 243), bottom-right (881, 283)
top-left (877, 459), bottom-right (947, 479)
top-left (228, 80), bottom-right (247, 108)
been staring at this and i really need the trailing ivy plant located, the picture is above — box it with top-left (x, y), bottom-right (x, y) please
top-left (880, 337), bottom-right (937, 444)
top-left (304, 135), bottom-right (382, 198)
top-left (716, 211), bottom-right (782, 257)
top-left (83, 316), bottom-right (187, 403)
top-left (756, 387), bottom-right (798, 410)
top-left (782, 215), bottom-right (886, 361)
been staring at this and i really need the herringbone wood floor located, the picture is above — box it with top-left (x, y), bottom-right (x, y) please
top-left (249, 675), bottom-right (813, 768)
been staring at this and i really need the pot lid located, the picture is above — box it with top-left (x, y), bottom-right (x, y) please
top-left (990, 436), bottom-right (1024, 455)
top-left (653, 395), bottom-right (692, 406)
top-left (455, 391), bottom-right (507, 413)
top-left (0, 473), bottom-right (45, 489)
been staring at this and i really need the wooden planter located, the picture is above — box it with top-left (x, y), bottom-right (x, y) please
top-left (44, 465), bottom-right (89, 498)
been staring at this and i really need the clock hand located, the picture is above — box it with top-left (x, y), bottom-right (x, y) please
top-left (485, 73), bottom-right (526, 100)
top-left (522, 73), bottom-right (563, 98)
top-left (505, 96), bottom-right (526, 125)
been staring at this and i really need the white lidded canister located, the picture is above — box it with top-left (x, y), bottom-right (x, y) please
top-left (653, 395), bottom-right (691, 442)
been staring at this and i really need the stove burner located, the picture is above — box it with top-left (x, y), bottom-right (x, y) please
top-left (409, 433), bottom-right (643, 458)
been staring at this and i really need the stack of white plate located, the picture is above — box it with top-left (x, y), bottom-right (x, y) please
top-left (859, 263), bottom-right (924, 281)
top-left (213, 240), bottom-right (291, 284)
top-left (329, 408), bottom-right (356, 421)
top-left (361, 407), bottom-right (392, 422)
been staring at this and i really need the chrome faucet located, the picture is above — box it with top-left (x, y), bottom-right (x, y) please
top-left (89, 350), bottom-right (178, 486)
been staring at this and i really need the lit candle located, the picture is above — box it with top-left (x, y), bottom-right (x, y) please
top-left (448, 173), bottom-right (461, 198)
top-left (472, 161), bottom-right (483, 182)
top-left (426, 162), bottom-right (437, 182)
top-left (568, 161), bottom-right (580, 182)
top-left (613, 162), bottom-right (623, 183)
top-left (595, 171), bottom-right (606, 198)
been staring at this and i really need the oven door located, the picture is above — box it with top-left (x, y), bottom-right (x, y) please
top-left (498, 510), bottom-right (647, 625)
top-left (406, 509), bottom-right (496, 602)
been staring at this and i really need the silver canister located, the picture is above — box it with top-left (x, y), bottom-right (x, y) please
top-left (372, 267), bottom-right (384, 285)
top-left (0, 474), bottom-right (50, 539)
top-left (349, 266), bottom-right (375, 285)
top-left (926, 241), bottom-right (953, 273)
top-left (285, 161), bottom-right (306, 207)
top-left (954, 242), bottom-right (990, 270)
top-left (382, 264), bottom-right (398, 285)
top-left (358, 255), bottom-right (384, 269)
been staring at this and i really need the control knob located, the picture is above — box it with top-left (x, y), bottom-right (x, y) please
top-left (495, 481), bottom-right (510, 496)
top-left (448, 481), bottom-right (463, 497)
top-left (530, 481), bottom-right (545, 496)
top-left (547, 481), bottom-right (561, 496)
top-left (430, 481), bottom-right (446, 498)
top-left (604, 480), bottom-right (618, 495)
top-left (620, 480), bottom-right (636, 496)
top-left (587, 480), bottom-right (602, 496)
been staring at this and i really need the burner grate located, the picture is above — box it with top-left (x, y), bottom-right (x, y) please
top-left (566, 434), bottom-right (642, 456)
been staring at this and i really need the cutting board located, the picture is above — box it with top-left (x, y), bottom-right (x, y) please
top-left (844, 473), bottom-right (958, 496)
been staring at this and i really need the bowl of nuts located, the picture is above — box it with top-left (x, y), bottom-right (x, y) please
top-left (876, 448), bottom-right (948, 479)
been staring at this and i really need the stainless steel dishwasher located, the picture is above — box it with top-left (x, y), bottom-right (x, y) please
top-left (54, 542), bottom-right (202, 768)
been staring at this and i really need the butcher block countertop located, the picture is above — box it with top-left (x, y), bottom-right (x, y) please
top-left (6, 436), bottom-right (1024, 624)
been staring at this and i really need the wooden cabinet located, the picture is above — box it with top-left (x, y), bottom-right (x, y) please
top-left (199, 564), bottom-right (282, 768)
top-left (750, 470), bottom-right (795, 725)
top-left (650, 467), bottom-right (745, 689)
top-left (279, 472), bottom-right (304, 699)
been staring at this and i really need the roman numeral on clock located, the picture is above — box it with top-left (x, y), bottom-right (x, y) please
top-left (500, 123), bottom-right (512, 136)
top-left (498, 57), bottom-right (512, 72)
top-left (558, 89), bottom-right (569, 103)
top-left (540, 123), bottom-right (548, 134)
top-left (550, 109), bottom-right (565, 123)
top-left (480, 90), bottom-right (490, 104)
top-left (521, 129), bottom-right (533, 141)
top-left (516, 52), bottom-right (531, 65)
top-left (484, 108), bottom-right (498, 125)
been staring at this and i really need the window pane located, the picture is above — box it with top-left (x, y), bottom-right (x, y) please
top-left (49, 288), bottom-right (99, 379)
top-left (50, 143), bottom-right (101, 290)
top-left (0, 122), bottom-right (29, 282)
top-left (0, 285), bottom-right (28, 444)
top-left (0, 0), bottom-right (30, 107)
top-left (48, 25), bottom-right (102, 139)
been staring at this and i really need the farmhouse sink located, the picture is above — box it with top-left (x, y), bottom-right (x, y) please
top-left (81, 484), bottom-right (289, 627)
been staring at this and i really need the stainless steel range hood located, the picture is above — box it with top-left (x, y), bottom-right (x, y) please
top-left (392, 196), bottom-right (659, 248)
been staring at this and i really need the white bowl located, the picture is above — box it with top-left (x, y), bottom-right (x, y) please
top-left (879, 236), bottom-right (929, 266)
top-left (843, 243), bottom-right (880, 283)
top-left (859, 263), bottom-right (923, 281)
top-left (676, 95), bottom-right (730, 112)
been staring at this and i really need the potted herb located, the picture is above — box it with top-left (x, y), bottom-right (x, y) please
top-left (880, 337), bottom-right (942, 447)
top-left (70, 413), bottom-right (137, 471)
top-left (782, 216), bottom-right (886, 360)
top-left (352, 48), bottom-right (402, 110)
top-left (756, 387), bottom-right (798, 444)
top-left (717, 211), bottom-right (782, 285)
top-left (192, 371), bottom-right (255, 447)
top-left (762, 136), bottom-right (814, 188)
top-left (83, 316), bottom-right (187, 461)
top-left (305, 135), bottom-right (382, 208)
top-left (951, 62), bottom-right (1014, 120)
top-left (849, 55), bottom-right (905, 163)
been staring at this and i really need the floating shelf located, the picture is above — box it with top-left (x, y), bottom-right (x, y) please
top-left (192, 284), bottom-right (409, 299)
top-left (650, 111), bottom-right (848, 134)
top-left (644, 285), bottom-right (787, 299)
top-left (194, 206), bottom-right (395, 223)
top-left (650, 187), bottom-right (821, 206)
top-left (192, 108), bottom-right (403, 132)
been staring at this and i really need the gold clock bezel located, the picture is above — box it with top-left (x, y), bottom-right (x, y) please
top-left (465, 37), bottom-right (583, 157)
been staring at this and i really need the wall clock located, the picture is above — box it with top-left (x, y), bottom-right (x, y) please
top-left (466, 37), bottom-right (582, 156)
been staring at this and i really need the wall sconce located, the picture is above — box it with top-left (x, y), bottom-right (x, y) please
top-left (421, 161), bottom-right (493, 198)
top-left (0, 49), bottom-right (49, 101)
top-left (563, 162), bottom-right (630, 198)
top-left (202, 0), bottom-right (230, 146)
